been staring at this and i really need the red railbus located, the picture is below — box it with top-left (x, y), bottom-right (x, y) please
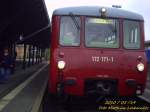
top-left (49, 6), bottom-right (148, 97)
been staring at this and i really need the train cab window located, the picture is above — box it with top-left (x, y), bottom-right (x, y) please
top-left (85, 18), bottom-right (119, 48)
top-left (123, 20), bottom-right (141, 49)
top-left (59, 16), bottom-right (80, 46)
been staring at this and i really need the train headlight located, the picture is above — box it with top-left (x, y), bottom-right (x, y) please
top-left (100, 7), bottom-right (107, 17)
top-left (101, 7), bottom-right (106, 13)
top-left (137, 63), bottom-right (144, 72)
top-left (58, 61), bottom-right (66, 70)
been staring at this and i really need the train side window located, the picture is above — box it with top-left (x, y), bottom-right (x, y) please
top-left (59, 16), bottom-right (80, 46)
top-left (123, 20), bottom-right (141, 49)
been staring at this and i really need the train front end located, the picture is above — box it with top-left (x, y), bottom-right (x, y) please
top-left (49, 7), bottom-right (148, 97)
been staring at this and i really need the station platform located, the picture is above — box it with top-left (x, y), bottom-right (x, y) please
top-left (0, 62), bottom-right (49, 112)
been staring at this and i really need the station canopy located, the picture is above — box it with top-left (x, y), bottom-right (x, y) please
top-left (0, 0), bottom-right (50, 48)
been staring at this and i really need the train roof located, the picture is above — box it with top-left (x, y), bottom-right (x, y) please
top-left (53, 6), bottom-right (144, 21)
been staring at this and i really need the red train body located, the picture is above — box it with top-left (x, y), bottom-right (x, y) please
top-left (49, 6), bottom-right (148, 96)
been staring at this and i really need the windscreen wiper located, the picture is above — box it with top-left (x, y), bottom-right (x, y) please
top-left (69, 12), bottom-right (80, 30)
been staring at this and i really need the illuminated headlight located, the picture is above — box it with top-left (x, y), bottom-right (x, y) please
top-left (137, 63), bottom-right (144, 72)
top-left (100, 8), bottom-right (107, 17)
top-left (101, 7), bottom-right (106, 13)
top-left (58, 61), bottom-right (66, 70)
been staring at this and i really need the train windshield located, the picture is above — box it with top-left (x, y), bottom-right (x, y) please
top-left (85, 17), bottom-right (119, 48)
top-left (123, 20), bottom-right (141, 49)
top-left (59, 16), bottom-right (80, 46)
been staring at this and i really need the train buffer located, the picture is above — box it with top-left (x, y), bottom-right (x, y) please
top-left (0, 62), bottom-right (49, 112)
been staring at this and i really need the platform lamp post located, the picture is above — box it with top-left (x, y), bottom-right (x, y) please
top-left (35, 46), bottom-right (38, 64)
top-left (39, 48), bottom-right (41, 63)
top-left (19, 35), bottom-right (27, 69)
top-left (32, 46), bottom-right (35, 65)
top-left (22, 44), bottom-right (27, 69)
top-left (39, 48), bottom-right (42, 63)
top-left (28, 45), bottom-right (31, 67)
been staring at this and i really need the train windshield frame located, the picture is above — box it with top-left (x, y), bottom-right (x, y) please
top-left (59, 16), bottom-right (142, 49)
top-left (85, 17), bottom-right (119, 48)
top-left (59, 16), bottom-right (81, 46)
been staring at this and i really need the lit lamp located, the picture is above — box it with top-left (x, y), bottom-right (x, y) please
top-left (100, 7), bottom-right (107, 17)
top-left (19, 35), bottom-right (23, 41)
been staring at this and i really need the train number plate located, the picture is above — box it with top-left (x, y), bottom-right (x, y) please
top-left (92, 56), bottom-right (114, 63)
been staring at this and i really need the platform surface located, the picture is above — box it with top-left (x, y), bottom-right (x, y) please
top-left (0, 63), bottom-right (48, 112)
